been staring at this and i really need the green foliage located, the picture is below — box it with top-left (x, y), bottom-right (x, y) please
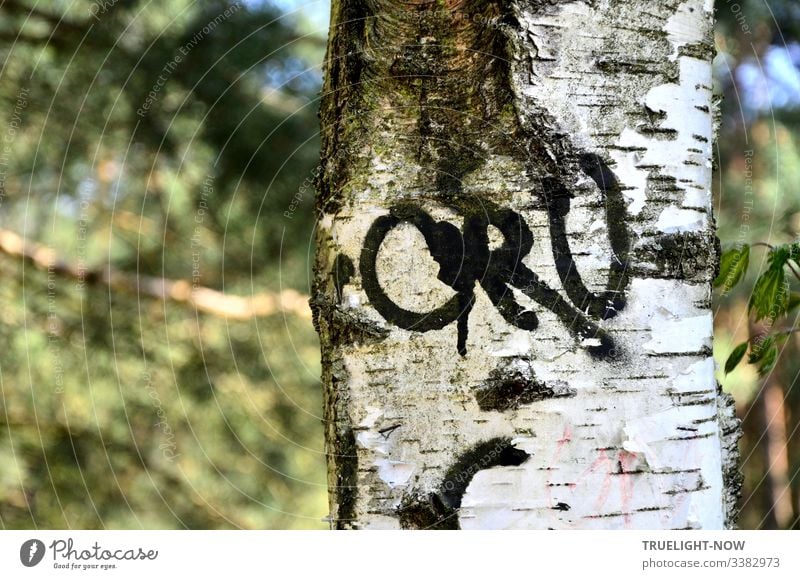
top-left (725, 342), bottom-right (749, 375)
top-left (755, 343), bottom-right (779, 378)
top-left (714, 0), bottom-right (800, 529)
top-left (749, 246), bottom-right (791, 322)
top-left (749, 336), bottom-right (781, 377)
top-left (719, 244), bottom-right (798, 377)
top-left (714, 244), bottom-right (750, 293)
top-left (0, 0), bottom-right (328, 529)
top-left (748, 335), bottom-right (775, 364)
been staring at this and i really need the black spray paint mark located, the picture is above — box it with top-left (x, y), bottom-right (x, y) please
top-left (359, 156), bottom-right (631, 358)
top-left (398, 437), bottom-right (529, 529)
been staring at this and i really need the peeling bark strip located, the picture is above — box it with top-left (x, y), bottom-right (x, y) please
top-left (313, 0), bottom-right (740, 529)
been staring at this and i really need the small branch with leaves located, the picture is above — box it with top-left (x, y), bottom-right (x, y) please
top-left (717, 242), bottom-right (800, 376)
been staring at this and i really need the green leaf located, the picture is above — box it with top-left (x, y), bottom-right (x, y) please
top-left (725, 342), bottom-right (749, 375)
top-left (788, 292), bottom-right (800, 312)
top-left (749, 247), bottom-right (791, 322)
top-left (790, 243), bottom-right (800, 263)
top-left (748, 336), bottom-right (774, 364)
top-left (756, 343), bottom-right (779, 377)
top-left (714, 245), bottom-right (750, 292)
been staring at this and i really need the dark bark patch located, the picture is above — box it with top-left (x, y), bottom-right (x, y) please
top-left (474, 365), bottom-right (576, 412)
top-left (311, 296), bottom-right (390, 347)
top-left (332, 253), bottom-right (355, 303)
top-left (331, 422), bottom-right (359, 529)
top-left (633, 231), bottom-right (717, 280)
top-left (397, 492), bottom-right (457, 530)
top-left (595, 57), bottom-right (660, 75)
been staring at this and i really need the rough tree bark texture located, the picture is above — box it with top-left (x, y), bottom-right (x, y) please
top-left (313, 0), bottom-right (741, 529)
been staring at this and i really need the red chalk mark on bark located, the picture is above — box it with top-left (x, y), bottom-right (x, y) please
top-left (543, 424), bottom-right (575, 526)
top-left (618, 450), bottom-right (638, 527)
top-left (585, 449), bottom-right (614, 513)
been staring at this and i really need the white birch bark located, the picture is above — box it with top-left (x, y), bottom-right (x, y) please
top-left (313, 0), bottom-right (741, 529)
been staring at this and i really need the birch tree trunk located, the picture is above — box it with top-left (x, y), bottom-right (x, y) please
top-left (312, 0), bottom-right (741, 529)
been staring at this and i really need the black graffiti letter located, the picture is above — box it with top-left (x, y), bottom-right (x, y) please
top-left (475, 205), bottom-right (617, 358)
top-left (359, 203), bottom-right (475, 355)
top-left (547, 154), bottom-right (631, 321)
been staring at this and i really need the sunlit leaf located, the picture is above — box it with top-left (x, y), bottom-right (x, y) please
top-left (714, 244), bottom-right (750, 292)
top-left (749, 246), bottom-right (790, 321)
top-left (725, 341), bottom-right (749, 375)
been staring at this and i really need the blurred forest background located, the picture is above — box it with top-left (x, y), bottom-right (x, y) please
top-left (0, 0), bottom-right (798, 529)
top-left (715, 1), bottom-right (800, 529)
